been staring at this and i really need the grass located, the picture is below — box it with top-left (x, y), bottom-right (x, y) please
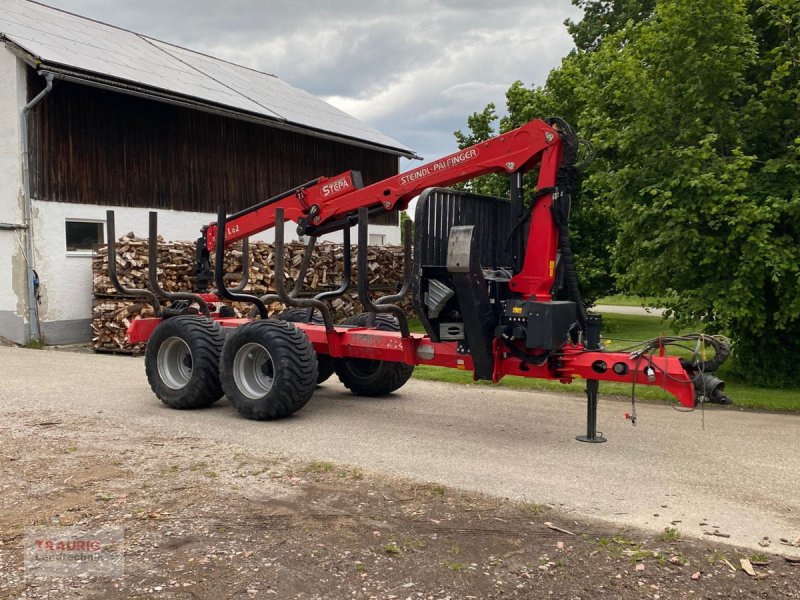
top-left (659, 527), bottom-right (680, 542)
top-left (409, 314), bottom-right (800, 413)
top-left (520, 501), bottom-right (549, 517)
top-left (305, 461), bottom-right (335, 474)
top-left (430, 485), bottom-right (446, 496)
top-left (383, 542), bottom-right (401, 556)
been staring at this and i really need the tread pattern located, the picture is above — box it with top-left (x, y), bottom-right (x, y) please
top-left (220, 319), bottom-right (318, 420)
top-left (334, 313), bottom-right (414, 396)
top-left (145, 316), bottom-right (225, 409)
top-left (273, 308), bottom-right (335, 384)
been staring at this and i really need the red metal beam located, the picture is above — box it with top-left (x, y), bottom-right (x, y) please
top-left (127, 317), bottom-right (695, 408)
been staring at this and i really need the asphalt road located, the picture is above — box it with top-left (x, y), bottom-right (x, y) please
top-left (593, 304), bottom-right (665, 316)
top-left (1, 346), bottom-right (798, 555)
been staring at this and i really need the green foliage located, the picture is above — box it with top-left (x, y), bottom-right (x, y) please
top-left (458, 0), bottom-right (800, 385)
top-left (400, 210), bottom-right (414, 244)
top-left (565, 0), bottom-right (656, 51)
top-left (579, 0), bottom-right (800, 385)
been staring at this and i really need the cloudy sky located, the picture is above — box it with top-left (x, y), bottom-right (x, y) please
top-left (40, 0), bottom-right (581, 167)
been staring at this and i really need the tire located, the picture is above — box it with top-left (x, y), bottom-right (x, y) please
top-left (273, 308), bottom-right (335, 384)
top-left (145, 316), bottom-right (225, 409)
top-left (220, 319), bottom-right (318, 420)
top-left (334, 313), bottom-right (414, 396)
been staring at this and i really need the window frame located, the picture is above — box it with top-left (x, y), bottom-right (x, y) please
top-left (65, 218), bottom-right (105, 256)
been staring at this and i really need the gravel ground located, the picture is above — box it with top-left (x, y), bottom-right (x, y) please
top-left (1, 344), bottom-right (799, 598)
top-left (1, 346), bottom-right (798, 557)
top-left (1, 409), bottom-right (798, 599)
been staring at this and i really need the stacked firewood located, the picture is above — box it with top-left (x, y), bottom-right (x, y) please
top-left (91, 233), bottom-right (414, 353)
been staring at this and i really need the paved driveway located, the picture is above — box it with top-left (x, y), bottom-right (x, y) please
top-left (1, 346), bottom-right (797, 554)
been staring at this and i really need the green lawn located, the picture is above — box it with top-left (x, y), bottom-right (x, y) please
top-left (409, 315), bottom-right (800, 413)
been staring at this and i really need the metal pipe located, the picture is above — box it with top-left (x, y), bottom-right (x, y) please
top-left (105, 210), bottom-right (161, 313)
top-left (20, 72), bottom-right (54, 342)
top-left (227, 237), bottom-right (250, 293)
top-left (245, 234), bottom-right (316, 318)
top-left (356, 208), bottom-right (410, 337)
top-left (147, 212), bottom-right (210, 317)
top-left (314, 227), bottom-right (351, 303)
top-left (375, 218), bottom-right (412, 306)
top-left (213, 206), bottom-right (268, 319)
top-left (273, 209), bottom-right (334, 330)
top-left (291, 236), bottom-right (317, 297)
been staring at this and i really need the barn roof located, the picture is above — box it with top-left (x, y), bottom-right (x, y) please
top-left (0, 0), bottom-right (415, 158)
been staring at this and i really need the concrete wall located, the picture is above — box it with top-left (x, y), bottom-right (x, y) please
top-left (0, 45), bottom-right (28, 344)
top-left (32, 200), bottom-right (400, 344)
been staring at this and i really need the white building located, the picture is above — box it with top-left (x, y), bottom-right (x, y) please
top-left (0, 0), bottom-right (412, 345)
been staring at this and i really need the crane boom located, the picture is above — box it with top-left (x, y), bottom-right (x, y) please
top-left (203, 118), bottom-right (561, 252)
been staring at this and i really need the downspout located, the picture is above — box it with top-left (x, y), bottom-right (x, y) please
top-left (20, 72), bottom-right (54, 343)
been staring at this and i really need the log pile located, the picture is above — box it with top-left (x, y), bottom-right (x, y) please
top-left (92, 233), bottom-right (414, 353)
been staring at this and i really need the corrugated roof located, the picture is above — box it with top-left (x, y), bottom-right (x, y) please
top-left (0, 0), bottom-right (413, 156)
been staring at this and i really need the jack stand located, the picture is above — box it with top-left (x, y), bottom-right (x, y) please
top-left (576, 379), bottom-right (606, 443)
top-left (577, 313), bottom-right (606, 443)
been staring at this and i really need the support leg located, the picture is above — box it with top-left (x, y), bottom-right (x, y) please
top-left (576, 379), bottom-right (606, 443)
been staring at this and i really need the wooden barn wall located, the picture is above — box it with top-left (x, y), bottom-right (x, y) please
top-left (27, 73), bottom-right (399, 225)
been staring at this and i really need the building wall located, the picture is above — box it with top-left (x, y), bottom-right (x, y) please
top-left (1, 63), bottom-right (402, 345)
top-left (0, 45), bottom-right (27, 344)
top-left (31, 201), bottom-right (399, 345)
top-left (27, 74), bottom-right (401, 225)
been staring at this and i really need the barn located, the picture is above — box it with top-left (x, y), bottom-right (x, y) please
top-left (0, 0), bottom-right (413, 346)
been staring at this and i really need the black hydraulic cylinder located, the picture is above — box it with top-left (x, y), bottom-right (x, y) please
top-left (509, 171), bottom-right (525, 273)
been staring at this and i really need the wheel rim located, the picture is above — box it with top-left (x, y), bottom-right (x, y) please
top-left (157, 336), bottom-right (193, 390)
top-left (234, 342), bottom-right (275, 400)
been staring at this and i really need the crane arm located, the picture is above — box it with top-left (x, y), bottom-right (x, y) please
top-left (203, 118), bottom-right (562, 251)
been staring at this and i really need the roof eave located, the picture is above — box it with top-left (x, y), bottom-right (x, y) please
top-left (2, 37), bottom-right (417, 159)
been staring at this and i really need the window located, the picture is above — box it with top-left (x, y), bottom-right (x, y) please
top-left (65, 220), bottom-right (104, 253)
top-left (368, 233), bottom-right (386, 246)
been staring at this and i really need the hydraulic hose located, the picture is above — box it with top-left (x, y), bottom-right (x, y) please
top-left (677, 335), bottom-right (731, 373)
top-left (545, 118), bottom-right (589, 334)
top-left (555, 215), bottom-right (588, 333)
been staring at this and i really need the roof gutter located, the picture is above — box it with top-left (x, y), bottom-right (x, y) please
top-left (38, 67), bottom-right (419, 160)
top-left (21, 71), bottom-right (55, 343)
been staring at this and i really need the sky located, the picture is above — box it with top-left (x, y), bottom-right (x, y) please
top-left (39, 0), bottom-right (581, 169)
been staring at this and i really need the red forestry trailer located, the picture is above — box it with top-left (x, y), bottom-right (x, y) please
top-left (107, 117), bottom-right (731, 442)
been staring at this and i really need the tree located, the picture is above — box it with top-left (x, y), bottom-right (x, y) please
top-left (565, 0), bottom-right (656, 50)
top-left (578, 0), bottom-right (800, 385)
top-left (459, 0), bottom-right (800, 385)
top-left (399, 210), bottom-right (414, 245)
